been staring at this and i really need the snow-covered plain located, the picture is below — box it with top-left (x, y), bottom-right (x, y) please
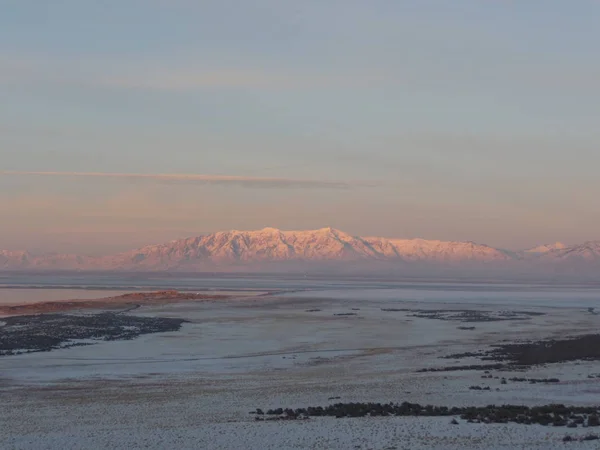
top-left (3, 284), bottom-right (600, 449)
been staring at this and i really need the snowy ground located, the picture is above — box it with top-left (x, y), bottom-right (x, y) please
top-left (2, 288), bottom-right (600, 449)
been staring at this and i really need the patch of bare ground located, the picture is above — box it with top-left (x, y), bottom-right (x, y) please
top-left (0, 290), bottom-right (231, 316)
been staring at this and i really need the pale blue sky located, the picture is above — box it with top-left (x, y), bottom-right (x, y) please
top-left (1, 1), bottom-right (599, 254)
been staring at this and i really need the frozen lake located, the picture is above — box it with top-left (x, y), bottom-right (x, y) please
top-left (3, 273), bottom-right (600, 309)
top-left (285, 285), bottom-right (600, 309)
top-left (3, 277), bottom-right (600, 449)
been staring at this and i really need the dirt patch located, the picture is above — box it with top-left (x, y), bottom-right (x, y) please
top-left (0, 290), bottom-right (230, 316)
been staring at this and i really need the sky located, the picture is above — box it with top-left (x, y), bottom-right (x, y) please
top-left (1, 1), bottom-right (599, 254)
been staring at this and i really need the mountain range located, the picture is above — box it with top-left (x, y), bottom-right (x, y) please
top-left (1, 227), bottom-right (599, 276)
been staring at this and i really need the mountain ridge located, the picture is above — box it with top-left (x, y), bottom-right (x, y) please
top-left (0, 227), bottom-right (598, 273)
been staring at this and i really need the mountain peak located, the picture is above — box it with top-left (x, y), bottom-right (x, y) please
top-left (259, 227), bottom-right (281, 233)
top-left (2, 228), bottom-right (599, 272)
top-left (316, 226), bottom-right (342, 234)
top-left (104, 227), bottom-right (518, 269)
top-left (536, 240), bottom-right (600, 262)
top-left (524, 242), bottom-right (568, 254)
top-left (582, 240), bottom-right (600, 247)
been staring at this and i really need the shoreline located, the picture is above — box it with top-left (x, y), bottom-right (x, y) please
top-left (0, 290), bottom-right (237, 317)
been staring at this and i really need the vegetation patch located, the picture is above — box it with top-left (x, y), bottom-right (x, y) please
top-left (254, 402), bottom-right (600, 428)
top-left (417, 364), bottom-right (505, 373)
top-left (0, 313), bottom-right (186, 356)
top-left (380, 308), bottom-right (545, 323)
top-left (422, 334), bottom-right (600, 372)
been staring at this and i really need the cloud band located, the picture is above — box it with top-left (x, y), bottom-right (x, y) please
top-left (0, 170), bottom-right (356, 189)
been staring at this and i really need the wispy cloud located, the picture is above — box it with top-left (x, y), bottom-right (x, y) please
top-left (2, 51), bottom-right (599, 94)
top-left (100, 69), bottom-right (389, 91)
top-left (0, 55), bottom-right (388, 91)
top-left (0, 170), bottom-right (361, 189)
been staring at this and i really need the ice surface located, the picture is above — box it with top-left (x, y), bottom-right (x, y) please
top-left (3, 283), bottom-right (600, 449)
top-left (285, 285), bottom-right (600, 308)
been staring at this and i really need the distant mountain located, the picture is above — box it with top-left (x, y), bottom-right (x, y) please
top-left (539, 241), bottom-right (600, 263)
top-left (0, 228), bottom-right (598, 276)
top-left (364, 237), bottom-right (510, 263)
top-left (105, 228), bottom-right (512, 270)
top-left (0, 250), bottom-right (92, 270)
top-left (0, 250), bottom-right (31, 269)
top-left (522, 242), bottom-right (567, 256)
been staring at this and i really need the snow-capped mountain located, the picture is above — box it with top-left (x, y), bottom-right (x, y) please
top-left (104, 227), bottom-right (513, 270)
top-left (364, 237), bottom-right (510, 262)
top-left (0, 228), bottom-right (598, 274)
top-left (523, 242), bottom-right (568, 255)
top-left (539, 241), bottom-right (600, 262)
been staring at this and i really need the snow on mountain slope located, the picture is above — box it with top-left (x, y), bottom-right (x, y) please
top-left (111, 227), bottom-right (382, 269)
top-left (0, 228), bottom-right (598, 272)
top-left (107, 228), bottom-right (512, 269)
top-left (539, 241), bottom-right (600, 262)
top-left (523, 242), bottom-right (567, 256)
top-left (365, 237), bottom-right (511, 262)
